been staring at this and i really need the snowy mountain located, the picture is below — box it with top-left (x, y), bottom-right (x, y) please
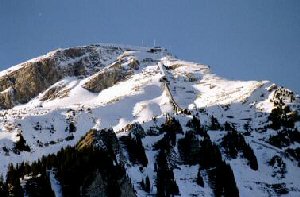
top-left (0, 44), bottom-right (299, 197)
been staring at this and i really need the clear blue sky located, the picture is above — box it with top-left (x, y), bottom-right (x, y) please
top-left (1, 0), bottom-right (299, 93)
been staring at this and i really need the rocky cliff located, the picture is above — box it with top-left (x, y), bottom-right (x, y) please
top-left (0, 45), bottom-right (124, 108)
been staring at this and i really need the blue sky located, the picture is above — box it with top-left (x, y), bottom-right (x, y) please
top-left (0, 0), bottom-right (299, 92)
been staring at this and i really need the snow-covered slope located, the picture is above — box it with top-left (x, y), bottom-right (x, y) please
top-left (0, 44), bottom-right (299, 196)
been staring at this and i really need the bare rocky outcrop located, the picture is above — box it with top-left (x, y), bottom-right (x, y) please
top-left (82, 55), bottom-right (140, 93)
top-left (0, 59), bottom-right (62, 109)
top-left (0, 87), bottom-right (15, 108)
top-left (0, 45), bottom-right (124, 109)
top-left (83, 62), bottom-right (134, 93)
top-left (76, 128), bottom-right (120, 153)
top-left (123, 123), bottom-right (145, 139)
top-left (128, 59), bottom-right (140, 70)
top-left (40, 84), bottom-right (70, 101)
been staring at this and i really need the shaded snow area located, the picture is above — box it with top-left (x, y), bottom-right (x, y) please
top-left (49, 170), bottom-right (62, 197)
top-left (0, 44), bottom-right (299, 196)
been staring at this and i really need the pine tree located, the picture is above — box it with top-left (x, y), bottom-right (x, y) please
top-left (178, 131), bottom-right (201, 165)
top-left (243, 144), bottom-right (258, 171)
top-left (224, 121), bottom-right (234, 131)
top-left (199, 138), bottom-right (222, 169)
top-left (160, 116), bottom-right (183, 134)
top-left (141, 179), bottom-right (145, 191)
top-left (0, 175), bottom-right (8, 196)
top-left (156, 150), bottom-right (179, 197)
top-left (186, 116), bottom-right (207, 137)
top-left (269, 106), bottom-right (296, 130)
top-left (211, 161), bottom-right (239, 197)
top-left (222, 130), bottom-right (258, 170)
top-left (209, 116), bottom-right (221, 130)
top-left (15, 134), bottom-right (31, 152)
top-left (145, 176), bottom-right (150, 193)
top-left (221, 162), bottom-right (239, 197)
top-left (120, 135), bottom-right (148, 166)
top-left (69, 122), bottom-right (76, 133)
top-left (6, 164), bottom-right (23, 197)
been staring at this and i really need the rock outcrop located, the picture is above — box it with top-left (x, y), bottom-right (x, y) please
top-left (82, 62), bottom-right (134, 93)
top-left (0, 45), bottom-right (123, 109)
top-left (40, 83), bottom-right (70, 101)
top-left (76, 128), bottom-right (120, 153)
top-left (0, 59), bottom-right (61, 108)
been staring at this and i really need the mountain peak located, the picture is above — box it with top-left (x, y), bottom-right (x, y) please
top-left (0, 44), bottom-right (169, 109)
top-left (0, 44), bottom-right (299, 196)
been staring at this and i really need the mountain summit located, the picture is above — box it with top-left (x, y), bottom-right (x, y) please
top-left (0, 44), bottom-right (299, 196)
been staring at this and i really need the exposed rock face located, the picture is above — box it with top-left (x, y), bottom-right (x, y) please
top-left (76, 128), bottom-right (120, 153)
top-left (128, 59), bottom-right (140, 70)
top-left (0, 45), bottom-right (123, 109)
top-left (123, 123), bottom-right (145, 139)
top-left (82, 63), bottom-right (134, 93)
top-left (0, 87), bottom-right (15, 108)
top-left (0, 59), bottom-right (61, 109)
top-left (40, 84), bottom-right (69, 101)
